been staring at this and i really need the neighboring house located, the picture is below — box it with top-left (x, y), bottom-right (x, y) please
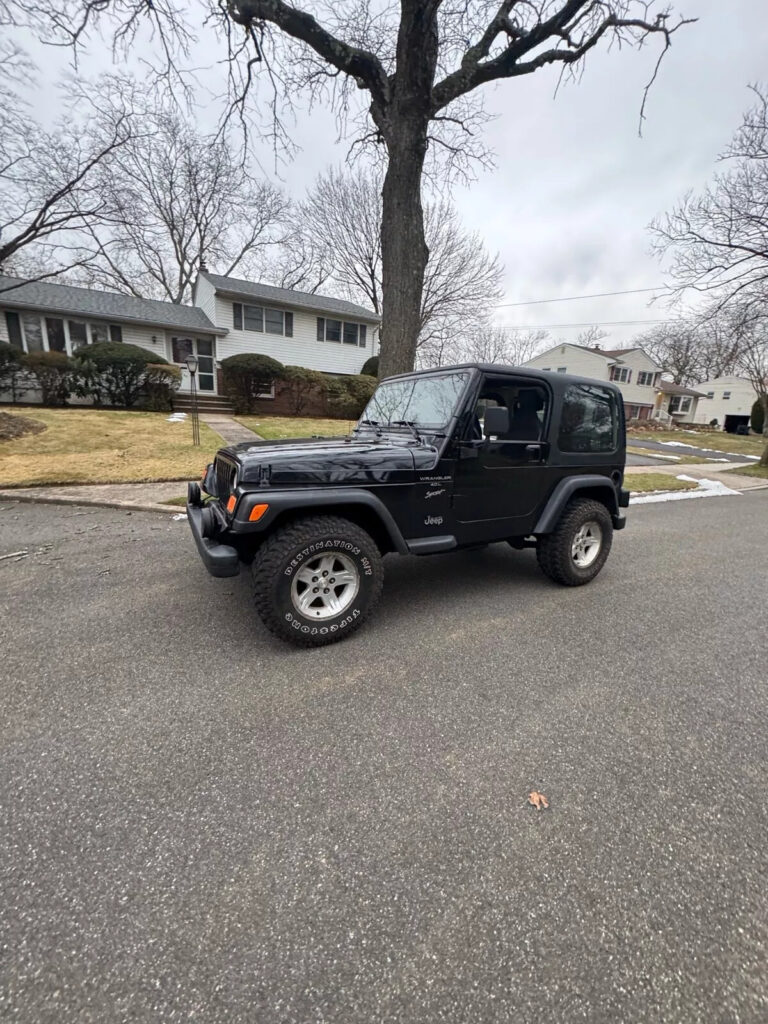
top-left (692, 376), bottom-right (757, 432)
top-left (522, 344), bottom-right (665, 420)
top-left (655, 380), bottom-right (705, 424)
top-left (0, 271), bottom-right (379, 405)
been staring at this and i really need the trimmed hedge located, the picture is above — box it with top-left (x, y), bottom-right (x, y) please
top-left (221, 353), bottom-right (287, 413)
top-left (21, 351), bottom-right (74, 406)
top-left (0, 342), bottom-right (28, 404)
top-left (325, 374), bottom-right (377, 419)
top-left (73, 341), bottom-right (165, 408)
top-left (279, 365), bottom-right (328, 416)
top-left (360, 355), bottom-right (379, 378)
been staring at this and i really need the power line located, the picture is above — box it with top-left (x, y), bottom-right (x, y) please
top-left (493, 286), bottom-right (666, 308)
top-left (496, 318), bottom-right (680, 331)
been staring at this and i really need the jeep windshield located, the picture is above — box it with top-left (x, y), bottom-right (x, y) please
top-left (357, 372), bottom-right (470, 434)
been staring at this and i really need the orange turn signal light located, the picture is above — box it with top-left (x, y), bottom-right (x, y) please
top-left (226, 495), bottom-right (237, 513)
top-left (248, 503), bottom-right (269, 522)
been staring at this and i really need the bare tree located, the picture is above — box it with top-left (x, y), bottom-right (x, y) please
top-left (296, 167), bottom-right (504, 365)
top-left (69, 75), bottom-right (290, 304)
top-left (455, 327), bottom-right (550, 367)
top-left (634, 321), bottom-right (703, 386)
top-left (11, 0), bottom-right (691, 375)
top-left (0, 61), bottom-right (134, 288)
top-left (653, 85), bottom-right (768, 319)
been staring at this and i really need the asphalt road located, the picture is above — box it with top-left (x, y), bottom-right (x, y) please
top-left (1, 495), bottom-right (767, 1024)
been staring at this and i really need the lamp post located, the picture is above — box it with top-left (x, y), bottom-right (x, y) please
top-left (185, 353), bottom-right (200, 446)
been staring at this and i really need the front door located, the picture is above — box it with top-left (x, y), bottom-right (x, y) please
top-left (172, 337), bottom-right (216, 393)
top-left (453, 374), bottom-right (555, 541)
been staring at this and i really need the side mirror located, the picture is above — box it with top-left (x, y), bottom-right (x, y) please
top-left (483, 406), bottom-right (509, 437)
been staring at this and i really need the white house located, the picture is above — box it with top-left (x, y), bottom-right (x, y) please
top-left (692, 376), bottom-right (756, 432)
top-left (522, 343), bottom-right (670, 420)
top-left (0, 271), bottom-right (380, 406)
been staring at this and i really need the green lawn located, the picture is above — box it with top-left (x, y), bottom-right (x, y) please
top-left (236, 415), bottom-right (354, 440)
top-left (628, 429), bottom-right (765, 458)
top-left (627, 473), bottom-right (699, 494)
top-left (626, 446), bottom-right (711, 465)
top-left (0, 407), bottom-right (221, 487)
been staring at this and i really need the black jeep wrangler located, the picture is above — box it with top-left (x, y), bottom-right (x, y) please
top-left (187, 364), bottom-right (629, 646)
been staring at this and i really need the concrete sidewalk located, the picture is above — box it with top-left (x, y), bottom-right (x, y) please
top-left (200, 414), bottom-right (262, 445)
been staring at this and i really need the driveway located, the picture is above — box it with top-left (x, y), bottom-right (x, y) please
top-left (1, 496), bottom-right (767, 1023)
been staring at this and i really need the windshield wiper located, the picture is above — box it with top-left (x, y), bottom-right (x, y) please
top-left (355, 418), bottom-right (382, 436)
top-left (389, 419), bottom-right (421, 440)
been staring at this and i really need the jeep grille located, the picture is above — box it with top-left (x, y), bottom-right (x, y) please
top-left (214, 456), bottom-right (237, 499)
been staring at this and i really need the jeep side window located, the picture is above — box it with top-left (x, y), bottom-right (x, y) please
top-left (559, 384), bottom-right (618, 453)
top-left (473, 379), bottom-right (548, 441)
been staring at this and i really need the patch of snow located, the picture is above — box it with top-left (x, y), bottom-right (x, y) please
top-left (631, 475), bottom-right (742, 505)
top-left (171, 512), bottom-right (188, 521)
top-left (655, 439), bottom-right (760, 461)
top-left (167, 412), bottom-right (187, 422)
top-left (634, 452), bottom-right (681, 462)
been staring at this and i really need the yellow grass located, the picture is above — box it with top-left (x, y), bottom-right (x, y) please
top-left (627, 429), bottom-right (764, 457)
top-left (237, 415), bottom-right (353, 440)
top-left (0, 407), bottom-right (222, 487)
top-left (627, 473), bottom-right (699, 494)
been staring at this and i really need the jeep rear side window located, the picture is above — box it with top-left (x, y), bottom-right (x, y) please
top-left (559, 384), bottom-right (618, 453)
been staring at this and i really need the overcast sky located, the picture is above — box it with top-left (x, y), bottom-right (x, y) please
top-left (13, 0), bottom-right (768, 349)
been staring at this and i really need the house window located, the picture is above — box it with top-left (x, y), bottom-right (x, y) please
top-left (556, 367), bottom-right (566, 373)
top-left (610, 366), bottom-right (631, 383)
top-left (637, 371), bottom-right (655, 386)
top-left (264, 308), bottom-right (284, 335)
top-left (706, 391), bottom-right (714, 399)
top-left (172, 337), bottom-right (194, 363)
top-left (669, 395), bottom-right (692, 414)
top-left (109, 324), bottom-right (123, 343)
top-left (316, 317), bottom-right (367, 346)
top-left (90, 323), bottom-right (109, 345)
top-left (68, 321), bottom-right (88, 350)
top-left (45, 318), bottom-right (66, 352)
top-left (4, 311), bottom-right (23, 350)
top-left (723, 391), bottom-right (731, 400)
top-left (541, 367), bottom-right (551, 372)
top-left (21, 314), bottom-right (44, 352)
top-left (244, 305), bottom-right (264, 332)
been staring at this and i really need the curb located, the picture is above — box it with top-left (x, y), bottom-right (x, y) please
top-left (0, 491), bottom-right (179, 515)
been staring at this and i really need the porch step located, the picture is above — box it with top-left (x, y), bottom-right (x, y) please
top-left (172, 394), bottom-right (234, 414)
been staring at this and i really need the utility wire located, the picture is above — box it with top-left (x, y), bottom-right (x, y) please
top-left (493, 286), bottom-right (666, 308)
top-left (496, 318), bottom-right (680, 331)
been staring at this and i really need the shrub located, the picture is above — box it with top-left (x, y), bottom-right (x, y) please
top-left (142, 364), bottom-right (182, 411)
top-left (751, 397), bottom-right (765, 435)
top-left (21, 350), bottom-right (74, 406)
top-left (0, 342), bottom-right (28, 404)
top-left (73, 341), bottom-right (161, 408)
top-left (221, 353), bottom-right (286, 413)
top-left (278, 365), bottom-right (328, 416)
top-left (360, 355), bottom-right (379, 378)
top-left (325, 373), bottom-right (378, 419)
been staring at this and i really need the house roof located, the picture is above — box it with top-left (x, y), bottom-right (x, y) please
top-left (0, 275), bottom-right (223, 335)
top-left (201, 272), bottom-right (380, 323)
top-left (657, 380), bottom-right (707, 397)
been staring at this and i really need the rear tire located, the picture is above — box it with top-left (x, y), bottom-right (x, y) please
top-left (536, 498), bottom-right (613, 586)
top-left (251, 515), bottom-right (383, 646)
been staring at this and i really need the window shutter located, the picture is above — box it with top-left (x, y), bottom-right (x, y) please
top-left (233, 303), bottom-right (243, 329)
top-left (359, 324), bottom-right (367, 348)
top-left (285, 312), bottom-right (293, 337)
top-left (317, 317), bottom-right (325, 342)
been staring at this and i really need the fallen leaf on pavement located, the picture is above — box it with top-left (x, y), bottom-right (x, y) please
top-left (528, 791), bottom-right (549, 811)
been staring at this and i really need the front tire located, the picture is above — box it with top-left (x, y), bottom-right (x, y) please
top-left (536, 498), bottom-right (613, 586)
top-left (251, 516), bottom-right (383, 646)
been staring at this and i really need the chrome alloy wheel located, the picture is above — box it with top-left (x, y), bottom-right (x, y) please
top-left (290, 552), bottom-right (360, 620)
top-left (571, 521), bottom-right (603, 568)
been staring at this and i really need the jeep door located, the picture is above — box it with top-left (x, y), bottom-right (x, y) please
top-left (453, 374), bottom-right (557, 541)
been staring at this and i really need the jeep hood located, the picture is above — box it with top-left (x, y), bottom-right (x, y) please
top-left (222, 433), bottom-right (439, 486)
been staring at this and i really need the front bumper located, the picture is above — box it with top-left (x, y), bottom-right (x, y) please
top-left (186, 484), bottom-right (240, 578)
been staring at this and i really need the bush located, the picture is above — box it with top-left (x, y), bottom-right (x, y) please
top-left (360, 355), bottom-right (379, 378)
top-left (0, 342), bottom-right (28, 404)
top-left (221, 353), bottom-right (286, 413)
top-left (751, 397), bottom-right (765, 434)
top-left (22, 351), bottom-right (74, 406)
top-left (73, 341), bottom-right (161, 408)
top-left (142, 364), bottom-right (182, 411)
top-left (278, 365), bottom-right (328, 416)
top-left (325, 373), bottom-right (378, 419)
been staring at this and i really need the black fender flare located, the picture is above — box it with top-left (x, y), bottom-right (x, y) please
top-left (533, 475), bottom-right (621, 534)
top-left (230, 487), bottom-right (410, 554)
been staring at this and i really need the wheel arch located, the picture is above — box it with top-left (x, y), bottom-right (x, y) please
top-left (534, 475), bottom-right (620, 535)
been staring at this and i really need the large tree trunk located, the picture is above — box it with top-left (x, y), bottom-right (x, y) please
top-left (378, 125), bottom-right (430, 379)
top-left (760, 393), bottom-right (768, 467)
